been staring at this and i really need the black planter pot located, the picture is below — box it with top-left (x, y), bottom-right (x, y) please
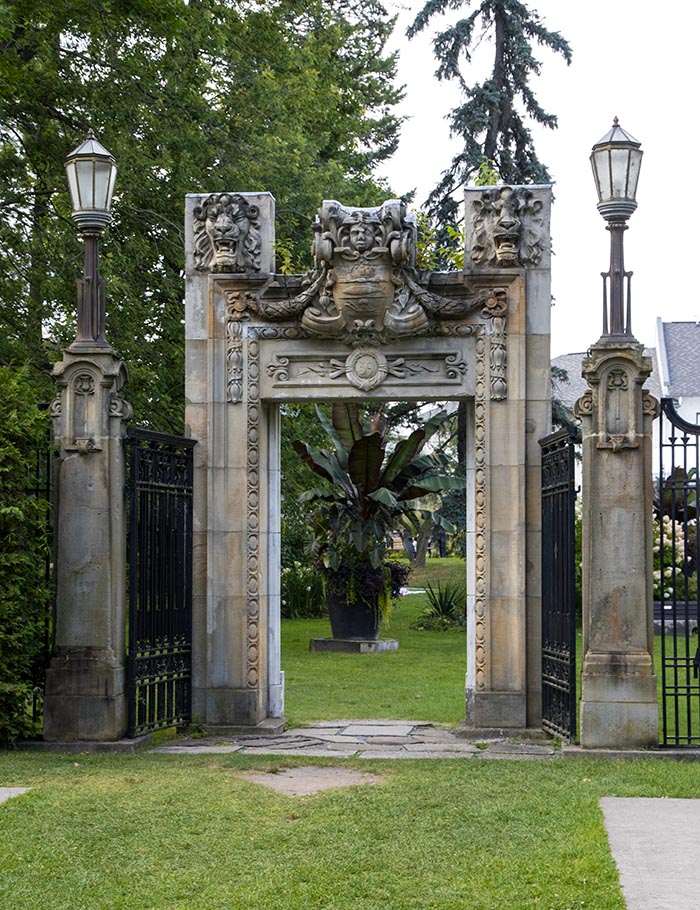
top-left (326, 591), bottom-right (380, 641)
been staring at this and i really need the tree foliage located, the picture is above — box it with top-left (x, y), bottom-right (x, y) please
top-left (0, 0), bottom-right (403, 430)
top-left (407, 0), bottom-right (571, 223)
top-left (0, 366), bottom-right (51, 745)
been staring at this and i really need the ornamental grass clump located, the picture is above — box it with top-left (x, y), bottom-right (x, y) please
top-left (410, 579), bottom-right (466, 631)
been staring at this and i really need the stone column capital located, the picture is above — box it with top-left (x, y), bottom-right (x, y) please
top-left (574, 340), bottom-right (656, 453)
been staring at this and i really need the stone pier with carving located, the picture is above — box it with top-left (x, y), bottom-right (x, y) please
top-left (43, 348), bottom-right (132, 741)
top-left (575, 342), bottom-right (659, 747)
top-left (184, 186), bottom-right (552, 731)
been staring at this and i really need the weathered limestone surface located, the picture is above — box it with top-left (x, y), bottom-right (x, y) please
top-left (464, 185), bottom-right (552, 729)
top-left (185, 189), bottom-right (552, 730)
top-left (575, 342), bottom-right (659, 748)
top-left (43, 350), bottom-right (131, 741)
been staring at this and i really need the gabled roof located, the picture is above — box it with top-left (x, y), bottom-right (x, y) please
top-left (656, 321), bottom-right (700, 398)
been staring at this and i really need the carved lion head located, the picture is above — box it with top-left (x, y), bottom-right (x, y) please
top-left (193, 193), bottom-right (261, 272)
top-left (471, 187), bottom-right (544, 268)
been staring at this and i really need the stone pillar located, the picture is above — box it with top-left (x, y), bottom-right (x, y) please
top-left (463, 185), bottom-right (552, 729)
top-left (575, 342), bottom-right (658, 748)
top-left (184, 191), bottom-right (280, 731)
top-left (43, 350), bottom-right (131, 741)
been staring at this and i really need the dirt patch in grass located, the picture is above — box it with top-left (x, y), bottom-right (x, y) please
top-left (237, 765), bottom-right (383, 796)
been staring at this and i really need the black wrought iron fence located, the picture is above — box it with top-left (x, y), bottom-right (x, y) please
top-left (656, 399), bottom-right (700, 746)
top-left (540, 427), bottom-right (579, 741)
top-left (126, 428), bottom-right (195, 737)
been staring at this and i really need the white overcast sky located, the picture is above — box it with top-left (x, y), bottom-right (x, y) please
top-left (377, 0), bottom-right (698, 357)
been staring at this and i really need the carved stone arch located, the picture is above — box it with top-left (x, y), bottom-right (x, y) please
top-left (185, 188), bottom-right (552, 733)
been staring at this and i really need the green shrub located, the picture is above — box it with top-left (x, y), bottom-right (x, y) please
top-left (0, 366), bottom-right (51, 745)
top-left (281, 561), bottom-right (326, 619)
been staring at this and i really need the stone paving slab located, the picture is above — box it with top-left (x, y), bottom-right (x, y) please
top-left (342, 724), bottom-right (415, 737)
top-left (601, 797), bottom-right (700, 910)
top-left (0, 787), bottom-right (31, 804)
top-left (403, 742), bottom-right (480, 753)
top-left (149, 720), bottom-right (561, 760)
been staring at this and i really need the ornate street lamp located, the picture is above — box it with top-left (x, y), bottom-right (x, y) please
top-left (65, 129), bottom-right (117, 350)
top-left (590, 117), bottom-right (643, 341)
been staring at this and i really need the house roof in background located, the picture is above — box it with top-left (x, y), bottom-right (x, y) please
top-left (658, 322), bottom-right (700, 398)
top-left (552, 348), bottom-right (662, 413)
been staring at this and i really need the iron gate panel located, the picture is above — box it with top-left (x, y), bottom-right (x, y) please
top-left (126, 428), bottom-right (195, 737)
top-left (657, 399), bottom-right (700, 746)
top-left (540, 427), bottom-right (579, 741)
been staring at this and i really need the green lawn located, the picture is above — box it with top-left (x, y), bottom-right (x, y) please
top-left (282, 558), bottom-right (467, 726)
top-left (3, 750), bottom-right (700, 910)
top-left (4, 555), bottom-right (700, 909)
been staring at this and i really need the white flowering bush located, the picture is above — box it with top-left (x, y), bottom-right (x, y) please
top-left (281, 561), bottom-right (326, 619)
top-left (653, 514), bottom-right (698, 602)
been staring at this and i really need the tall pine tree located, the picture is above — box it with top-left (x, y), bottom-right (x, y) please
top-left (407, 0), bottom-right (571, 224)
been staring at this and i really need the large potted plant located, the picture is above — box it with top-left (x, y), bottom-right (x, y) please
top-left (293, 403), bottom-right (464, 640)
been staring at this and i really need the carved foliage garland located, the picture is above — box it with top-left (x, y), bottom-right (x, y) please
top-left (246, 333), bottom-right (261, 689)
top-left (226, 291), bottom-right (258, 403)
top-left (480, 289), bottom-right (508, 400)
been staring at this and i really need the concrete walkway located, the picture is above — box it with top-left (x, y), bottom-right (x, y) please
top-left (150, 719), bottom-right (558, 759)
top-left (601, 797), bottom-right (700, 910)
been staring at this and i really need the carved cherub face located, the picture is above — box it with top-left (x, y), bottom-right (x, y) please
top-left (349, 220), bottom-right (375, 253)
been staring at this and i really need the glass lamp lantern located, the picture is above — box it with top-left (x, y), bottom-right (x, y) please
top-left (590, 117), bottom-right (643, 222)
top-left (590, 118), bottom-right (643, 341)
top-left (65, 129), bottom-right (117, 232)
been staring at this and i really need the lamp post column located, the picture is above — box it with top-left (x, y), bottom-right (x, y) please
top-left (574, 121), bottom-right (658, 748)
top-left (43, 131), bottom-right (132, 742)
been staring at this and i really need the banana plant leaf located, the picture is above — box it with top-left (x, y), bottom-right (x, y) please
top-left (331, 402), bottom-right (366, 452)
top-left (347, 433), bottom-right (384, 493)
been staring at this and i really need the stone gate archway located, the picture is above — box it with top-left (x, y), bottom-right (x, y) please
top-left (184, 187), bottom-right (552, 732)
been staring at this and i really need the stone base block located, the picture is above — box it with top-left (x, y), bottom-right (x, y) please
top-left (580, 674), bottom-right (658, 749)
top-left (18, 735), bottom-right (151, 754)
top-left (465, 689), bottom-right (527, 729)
top-left (309, 638), bottom-right (399, 653)
top-left (197, 717), bottom-right (287, 737)
top-left (579, 700), bottom-right (658, 749)
top-left (43, 651), bottom-right (126, 741)
top-left (205, 687), bottom-right (264, 727)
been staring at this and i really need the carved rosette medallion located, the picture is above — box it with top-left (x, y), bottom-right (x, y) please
top-left (345, 347), bottom-right (388, 392)
top-left (193, 194), bottom-right (262, 273)
top-left (474, 336), bottom-right (488, 690)
top-left (470, 187), bottom-right (545, 268)
top-left (264, 348), bottom-right (471, 393)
